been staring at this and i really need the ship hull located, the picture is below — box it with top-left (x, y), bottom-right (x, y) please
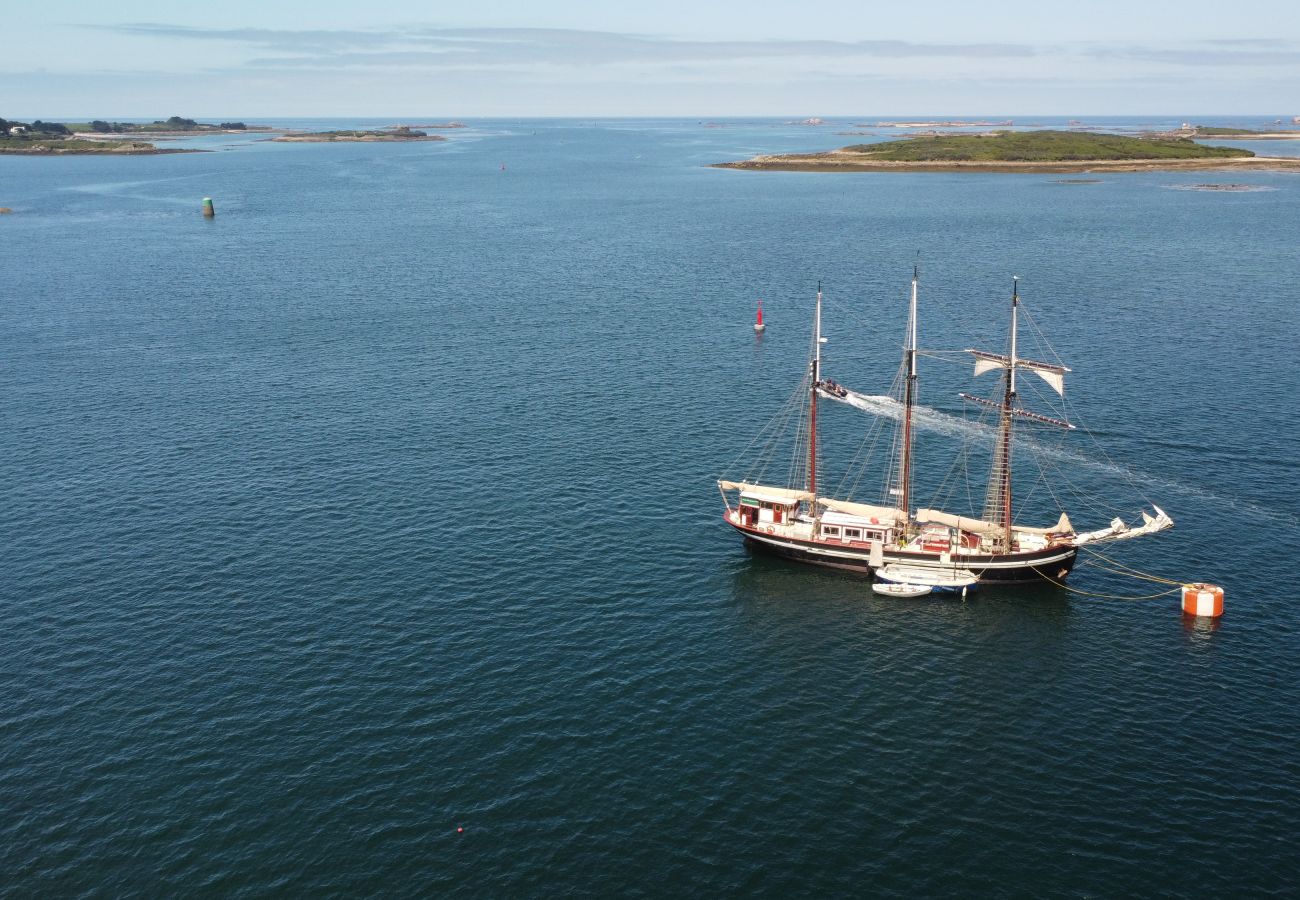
top-left (728, 517), bottom-right (1076, 585)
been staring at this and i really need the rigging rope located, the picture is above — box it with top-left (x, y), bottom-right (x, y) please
top-left (1077, 547), bottom-right (1187, 586)
top-left (1035, 566), bottom-right (1184, 601)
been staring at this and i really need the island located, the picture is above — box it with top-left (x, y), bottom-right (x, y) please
top-left (714, 130), bottom-right (1300, 173)
top-left (0, 115), bottom-right (253, 154)
top-left (1158, 125), bottom-right (1300, 140)
top-left (272, 127), bottom-right (446, 143)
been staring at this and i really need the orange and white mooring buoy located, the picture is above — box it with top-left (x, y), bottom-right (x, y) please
top-left (1181, 583), bottom-right (1224, 617)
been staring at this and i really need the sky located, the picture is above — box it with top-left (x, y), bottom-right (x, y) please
top-left (5, 1), bottom-right (1299, 117)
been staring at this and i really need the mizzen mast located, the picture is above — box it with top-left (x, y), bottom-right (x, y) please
top-left (961, 277), bottom-right (1074, 548)
top-left (897, 266), bottom-right (919, 522)
top-left (808, 282), bottom-right (822, 495)
top-left (984, 277), bottom-right (1019, 549)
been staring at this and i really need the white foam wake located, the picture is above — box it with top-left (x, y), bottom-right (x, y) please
top-left (821, 388), bottom-right (1299, 530)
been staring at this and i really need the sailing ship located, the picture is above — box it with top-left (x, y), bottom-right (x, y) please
top-left (717, 271), bottom-right (1173, 585)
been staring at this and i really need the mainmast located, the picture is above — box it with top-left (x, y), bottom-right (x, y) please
top-left (808, 282), bottom-right (822, 495)
top-left (898, 267), bottom-right (919, 521)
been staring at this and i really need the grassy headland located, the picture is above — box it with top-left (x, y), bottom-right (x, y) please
top-left (0, 115), bottom-right (241, 154)
top-left (716, 129), bottom-right (1300, 173)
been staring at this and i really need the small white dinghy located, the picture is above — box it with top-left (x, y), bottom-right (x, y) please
top-left (874, 564), bottom-right (980, 597)
top-left (872, 581), bottom-right (933, 598)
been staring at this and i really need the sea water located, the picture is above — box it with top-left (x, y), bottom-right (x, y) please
top-left (3, 117), bottom-right (1299, 895)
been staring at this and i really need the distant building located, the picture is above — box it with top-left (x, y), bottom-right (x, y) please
top-left (9, 125), bottom-right (27, 135)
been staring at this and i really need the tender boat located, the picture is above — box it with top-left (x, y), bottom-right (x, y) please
top-left (875, 564), bottom-right (978, 593)
top-left (872, 582), bottom-right (933, 598)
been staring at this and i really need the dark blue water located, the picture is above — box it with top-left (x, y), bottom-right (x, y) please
top-left (4, 118), bottom-right (1299, 896)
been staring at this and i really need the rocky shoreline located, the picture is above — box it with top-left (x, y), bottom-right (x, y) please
top-left (0, 142), bottom-right (204, 156)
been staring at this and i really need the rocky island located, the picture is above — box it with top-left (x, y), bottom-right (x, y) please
top-left (715, 130), bottom-right (1300, 173)
top-left (1157, 125), bottom-right (1300, 140)
top-left (273, 127), bottom-right (446, 143)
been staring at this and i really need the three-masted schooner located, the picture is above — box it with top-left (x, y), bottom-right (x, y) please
top-left (717, 272), bottom-right (1173, 584)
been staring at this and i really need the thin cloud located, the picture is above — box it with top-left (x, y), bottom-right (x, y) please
top-left (90, 23), bottom-right (1032, 70)
top-left (1084, 42), bottom-right (1300, 66)
top-left (1201, 38), bottom-right (1289, 47)
top-left (91, 23), bottom-right (402, 51)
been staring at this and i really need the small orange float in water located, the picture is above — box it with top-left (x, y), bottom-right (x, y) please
top-left (1181, 583), bottom-right (1224, 618)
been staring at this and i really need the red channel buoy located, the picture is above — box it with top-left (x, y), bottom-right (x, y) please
top-left (754, 299), bottom-right (766, 332)
top-left (1181, 583), bottom-right (1224, 618)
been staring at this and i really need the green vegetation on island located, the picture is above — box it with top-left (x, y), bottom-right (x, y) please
top-left (1187, 126), bottom-right (1267, 136)
top-left (272, 127), bottom-right (446, 143)
top-left (713, 129), bottom-right (1300, 173)
top-left (840, 131), bottom-right (1252, 162)
top-left (66, 117), bottom-right (251, 133)
top-left (1, 117), bottom-right (71, 136)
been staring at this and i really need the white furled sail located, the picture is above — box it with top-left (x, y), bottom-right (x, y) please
top-left (915, 508), bottom-right (1005, 537)
top-left (915, 508), bottom-right (1073, 537)
top-left (967, 349), bottom-right (1070, 397)
top-left (1015, 512), bottom-right (1075, 535)
top-left (1074, 506), bottom-right (1174, 545)
top-left (817, 498), bottom-right (905, 526)
top-left (717, 481), bottom-right (815, 503)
